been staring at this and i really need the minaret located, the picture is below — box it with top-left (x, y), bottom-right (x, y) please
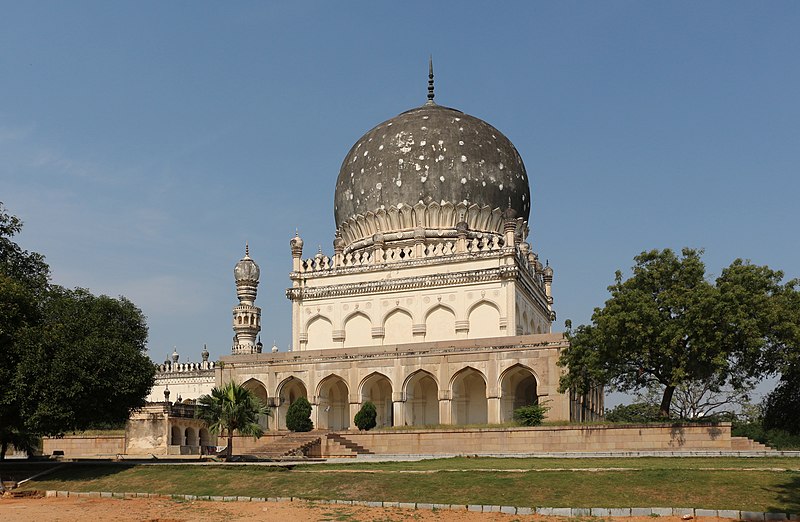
top-left (232, 243), bottom-right (262, 354)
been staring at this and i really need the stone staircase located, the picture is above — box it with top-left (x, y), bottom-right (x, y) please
top-left (326, 432), bottom-right (374, 455)
top-left (731, 436), bottom-right (772, 451)
top-left (247, 432), bottom-right (322, 458)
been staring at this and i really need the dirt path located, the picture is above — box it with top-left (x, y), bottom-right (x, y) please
top-left (0, 496), bottom-right (732, 522)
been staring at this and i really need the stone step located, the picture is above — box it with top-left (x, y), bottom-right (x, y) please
top-left (248, 432), bottom-right (322, 457)
top-left (327, 433), bottom-right (374, 455)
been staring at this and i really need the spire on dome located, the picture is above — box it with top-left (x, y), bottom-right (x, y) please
top-left (426, 56), bottom-right (435, 105)
top-left (245, 242), bottom-right (250, 257)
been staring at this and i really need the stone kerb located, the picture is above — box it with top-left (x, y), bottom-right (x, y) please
top-left (40, 493), bottom-right (800, 520)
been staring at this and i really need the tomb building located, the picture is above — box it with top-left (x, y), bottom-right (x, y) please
top-left (215, 64), bottom-right (603, 429)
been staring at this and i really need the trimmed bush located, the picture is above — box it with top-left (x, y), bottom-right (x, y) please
top-left (285, 397), bottom-right (313, 432)
top-left (354, 401), bottom-right (377, 431)
top-left (513, 403), bottom-right (549, 426)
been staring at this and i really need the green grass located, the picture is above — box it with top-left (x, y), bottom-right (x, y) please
top-left (9, 457), bottom-right (800, 513)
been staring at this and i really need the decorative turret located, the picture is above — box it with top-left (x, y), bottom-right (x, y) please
top-left (232, 244), bottom-right (262, 354)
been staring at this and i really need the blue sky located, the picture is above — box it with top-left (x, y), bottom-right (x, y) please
top-left (2, 2), bottom-right (798, 402)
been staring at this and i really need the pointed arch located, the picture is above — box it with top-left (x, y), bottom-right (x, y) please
top-left (241, 378), bottom-right (270, 431)
top-left (499, 364), bottom-right (539, 423)
top-left (344, 311), bottom-right (372, 348)
top-left (403, 370), bottom-right (439, 426)
top-left (306, 314), bottom-right (333, 350)
top-left (317, 374), bottom-right (350, 430)
top-left (467, 300), bottom-right (502, 339)
top-left (424, 304), bottom-right (456, 341)
top-left (450, 366), bottom-right (488, 425)
top-left (275, 376), bottom-right (308, 430)
top-left (383, 307), bottom-right (413, 345)
top-left (359, 372), bottom-right (393, 427)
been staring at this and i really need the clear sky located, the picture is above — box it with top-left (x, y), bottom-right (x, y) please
top-left (2, 2), bottom-right (798, 403)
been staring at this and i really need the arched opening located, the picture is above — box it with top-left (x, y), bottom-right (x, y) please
top-left (242, 378), bottom-right (270, 431)
top-left (276, 377), bottom-right (308, 430)
top-left (425, 305), bottom-right (456, 342)
top-left (306, 315), bottom-right (333, 350)
top-left (317, 375), bottom-right (350, 430)
top-left (451, 367), bottom-right (488, 425)
top-left (468, 301), bottom-right (501, 339)
top-left (404, 371), bottom-right (439, 426)
top-left (384, 308), bottom-right (412, 345)
top-left (199, 428), bottom-right (212, 447)
top-left (171, 425), bottom-right (182, 445)
top-left (344, 312), bottom-right (372, 348)
top-left (521, 311), bottom-right (529, 335)
top-left (360, 373), bottom-right (393, 427)
top-left (500, 365), bottom-right (538, 423)
top-left (185, 427), bottom-right (197, 446)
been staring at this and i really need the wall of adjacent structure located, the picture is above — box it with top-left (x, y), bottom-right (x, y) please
top-left (42, 436), bottom-right (126, 456)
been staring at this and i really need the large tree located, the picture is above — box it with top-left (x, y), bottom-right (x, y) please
top-left (0, 203), bottom-right (155, 455)
top-left (196, 381), bottom-right (269, 460)
top-left (558, 248), bottom-right (798, 417)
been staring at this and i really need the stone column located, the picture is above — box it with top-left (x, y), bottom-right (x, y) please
top-left (392, 393), bottom-right (405, 427)
top-left (438, 389), bottom-right (452, 425)
top-left (349, 401), bottom-right (360, 430)
top-left (487, 397), bottom-right (502, 424)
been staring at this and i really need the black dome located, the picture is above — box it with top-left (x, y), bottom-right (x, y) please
top-left (334, 103), bottom-right (530, 230)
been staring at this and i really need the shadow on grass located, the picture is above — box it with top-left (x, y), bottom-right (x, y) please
top-left (9, 462), bottom-right (134, 486)
top-left (767, 473), bottom-right (800, 514)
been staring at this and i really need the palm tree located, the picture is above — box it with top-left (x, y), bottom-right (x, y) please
top-left (196, 381), bottom-right (270, 461)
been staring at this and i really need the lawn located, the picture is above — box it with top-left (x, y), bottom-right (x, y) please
top-left (8, 457), bottom-right (800, 513)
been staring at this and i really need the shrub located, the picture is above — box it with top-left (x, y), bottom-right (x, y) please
top-left (513, 403), bottom-right (549, 426)
top-left (354, 401), bottom-right (377, 431)
top-left (285, 397), bottom-right (313, 432)
top-left (604, 402), bottom-right (662, 423)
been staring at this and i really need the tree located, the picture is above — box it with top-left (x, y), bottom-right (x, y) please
top-left (196, 381), bottom-right (270, 460)
top-left (559, 248), bottom-right (798, 417)
top-left (0, 203), bottom-right (155, 456)
top-left (285, 396), bottom-right (313, 432)
top-left (762, 367), bottom-right (800, 435)
top-left (354, 401), bottom-right (377, 431)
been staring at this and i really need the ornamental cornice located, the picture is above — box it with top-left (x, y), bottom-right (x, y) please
top-left (286, 265), bottom-right (519, 301)
top-left (289, 247), bottom-right (514, 281)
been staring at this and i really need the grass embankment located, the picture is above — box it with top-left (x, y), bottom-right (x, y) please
top-left (8, 457), bottom-right (799, 513)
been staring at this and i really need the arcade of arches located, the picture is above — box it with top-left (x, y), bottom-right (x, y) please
top-left (218, 335), bottom-right (567, 431)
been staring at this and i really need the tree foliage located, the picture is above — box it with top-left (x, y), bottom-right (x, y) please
top-left (196, 381), bottom-right (269, 460)
top-left (285, 396), bottom-right (313, 432)
top-left (354, 401), bottom-right (377, 431)
top-left (762, 368), bottom-right (800, 435)
top-left (559, 248), bottom-right (799, 417)
top-left (0, 203), bottom-right (155, 456)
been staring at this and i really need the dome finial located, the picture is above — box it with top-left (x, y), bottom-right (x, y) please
top-left (245, 241), bottom-right (249, 257)
top-left (426, 56), bottom-right (435, 105)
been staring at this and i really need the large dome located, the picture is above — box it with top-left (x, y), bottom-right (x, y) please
top-left (334, 103), bottom-right (531, 234)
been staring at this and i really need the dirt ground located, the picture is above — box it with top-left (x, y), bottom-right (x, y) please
top-left (0, 495), bottom-right (732, 522)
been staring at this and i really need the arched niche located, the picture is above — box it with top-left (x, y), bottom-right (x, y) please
top-left (306, 315), bottom-right (333, 350)
top-left (317, 375), bottom-right (350, 430)
top-left (359, 372), bottom-right (393, 427)
top-left (344, 312), bottom-right (372, 348)
top-left (451, 367), bottom-right (488, 425)
top-left (467, 301), bottom-right (501, 339)
top-left (499, 364), bottom-right (538, 423)
top-left (403, 370), bottom-right (439, 426)
top-left (425, 305), bottom-right (455, 342)
top-left (383, 308), bottom-right (413, 345)
top-left (276, 376), bottom-right (308, 430)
